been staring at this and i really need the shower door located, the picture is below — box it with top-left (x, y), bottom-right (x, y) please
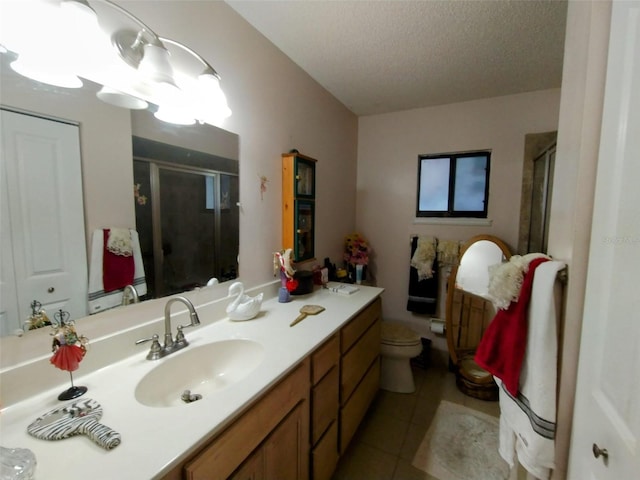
top-left (528, 143), bottom-right (556, 253)
top-left (134, 159), bottom-right (239, 298)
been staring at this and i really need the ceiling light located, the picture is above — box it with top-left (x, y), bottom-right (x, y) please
top-left (11, 53), bottom-right (83, 89)
top-left (137, 44), bottom-right (179, 89)
top-left (96, 86), bottom-right (149, 109)
top-left (154, 105), bottom-right (196, 126)
top-left (0, 0), bottom-right (231, 126)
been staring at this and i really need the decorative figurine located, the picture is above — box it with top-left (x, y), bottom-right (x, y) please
top-left (226, 282), bottom-right (263, 321)
top-left (50, 310), bottom-right (89, 401)
top-left (274, 248), bottom-right (298, 303)
top-left (24, 300), bottom-right (51, 331)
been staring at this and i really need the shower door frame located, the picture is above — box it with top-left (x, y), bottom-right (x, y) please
top-left (135, 156), bottom-right (232, 298)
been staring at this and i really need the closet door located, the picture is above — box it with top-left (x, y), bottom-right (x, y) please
top-left (1, 109), bottom-right (87, 333)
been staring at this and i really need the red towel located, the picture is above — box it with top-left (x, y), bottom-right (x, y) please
top-left (474, 257), bottom-right (549, 396)
top-left (102, 229), bottom-right (134, 292)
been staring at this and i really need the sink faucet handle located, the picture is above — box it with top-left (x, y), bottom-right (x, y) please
top-left (135, 333), bottom-right (160, 346)
top-left (173, 325), bottom-right (191, 349)
top-left (135, 334), bottom-right (162, 360)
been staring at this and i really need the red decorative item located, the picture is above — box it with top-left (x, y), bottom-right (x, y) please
top-left (285, 278), bottom-right (299, 293)
top-left (50, 344), bottom-right (86, 372)
top-left (50, 310), bottom-right (89, 400)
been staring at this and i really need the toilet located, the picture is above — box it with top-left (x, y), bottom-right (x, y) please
top-left (380, 321), bottom-right (423, 393)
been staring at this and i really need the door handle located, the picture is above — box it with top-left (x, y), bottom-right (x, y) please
top-left (592, 443), bottom-right (609, 460)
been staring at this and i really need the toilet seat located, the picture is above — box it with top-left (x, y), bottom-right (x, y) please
top-left (381, 322), bottom-right (421, 347)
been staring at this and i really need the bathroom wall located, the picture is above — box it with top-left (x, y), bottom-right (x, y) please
top-left (120, 1), bottom-right (359, 288)
top-left (356, 89), bottom-right (561, 353)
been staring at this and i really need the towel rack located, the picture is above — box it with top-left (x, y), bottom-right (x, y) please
top-left (557, 267), bottom-right (568, 284)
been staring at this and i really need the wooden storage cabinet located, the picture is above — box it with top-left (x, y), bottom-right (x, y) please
top-left (339, 298), bottom-right (381, 454)
top-left (182, 359), bottom-right (310, 480)
top-left (162, 297), bottom-right (383, 480)
top-left (310, 335), bottom-right (339, 480)
top-left (228, 403), bottom-right (307, 480)
top-left (282, 152), bottom-right (317, 262)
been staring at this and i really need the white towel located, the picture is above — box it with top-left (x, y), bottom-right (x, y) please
top-left (410, 236), bottom-right (437, 280)
top-left (88, 229), bottom-right (147, 314)
top-left (497, 260), bottom-right (565, 479)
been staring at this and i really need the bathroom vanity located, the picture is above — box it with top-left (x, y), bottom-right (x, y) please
top-left (0, 283), bottom-right (383, 480)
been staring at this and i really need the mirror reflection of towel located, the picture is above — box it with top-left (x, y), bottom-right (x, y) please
top-left (88, 229), bottom-right (147, 314)
top-left (407, 236), bottom-right (438, 314)
top-left (103, 229), bottom-right (134, 292)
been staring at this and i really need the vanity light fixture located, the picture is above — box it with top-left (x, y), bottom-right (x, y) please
top-left (0, 0), bottom-right (231, 126)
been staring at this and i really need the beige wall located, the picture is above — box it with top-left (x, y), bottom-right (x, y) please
top-left (120, 1), bottom-right (359, 288)
top-left (356, 89), bottom-right (561, 350)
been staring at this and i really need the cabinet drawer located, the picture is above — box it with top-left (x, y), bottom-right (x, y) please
top-left (311, 421), bottom-right (339, 480)
top-left (311, 366), bottom-right (338, 445)
top-left (341, 318), bottom-right (380, 403)
top-left (311, 334), bottom-right (339, 385)
top-left (184, 359), bottom-right (310, 480)
top-left (340, 358), bottom-right (380, 454)
top-left (341, 298), bottom-right (381, 353)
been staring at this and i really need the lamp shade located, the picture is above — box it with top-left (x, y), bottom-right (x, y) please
top-left (138, 44), bottom-right (178, 88)
top-left (154, 105), bottom-right (196, 126)
top-left (96, 86), bottom-right (148, 109)
top-left (11, 53), bottom-right (83, 89)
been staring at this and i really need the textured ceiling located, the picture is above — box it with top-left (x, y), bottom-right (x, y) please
top-left (226, 0), bottom-right (568, 116)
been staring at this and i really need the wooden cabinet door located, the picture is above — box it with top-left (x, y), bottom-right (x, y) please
top-left (263, 402), bottom-right (309, 480)
top-left (229, 449), bottom-right (264, 480)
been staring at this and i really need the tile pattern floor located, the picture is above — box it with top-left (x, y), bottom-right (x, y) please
top-left (332, 364), bottom-right (517, 480)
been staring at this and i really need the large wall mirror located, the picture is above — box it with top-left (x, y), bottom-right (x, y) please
top-left (0, 54), bottom-right (239, 337)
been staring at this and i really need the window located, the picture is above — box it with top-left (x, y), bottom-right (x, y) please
top-left (416, 151), bottom-right (490, 218)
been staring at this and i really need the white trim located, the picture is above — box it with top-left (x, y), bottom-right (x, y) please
top-left (413, 217), bottom-right (493, 226)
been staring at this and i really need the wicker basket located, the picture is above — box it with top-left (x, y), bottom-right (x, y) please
top-left (455, 371), bottom-right (498, 401)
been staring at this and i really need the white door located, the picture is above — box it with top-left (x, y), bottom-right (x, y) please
top-left (567, 2), bottom-right (640, 478)
top-left (0, 109), bottom-right (87, 334)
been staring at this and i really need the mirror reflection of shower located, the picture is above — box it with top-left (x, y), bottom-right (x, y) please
top-left (133, 157), bottom-right (239, 299)
top-left (528, 142), bottom-right (556, 253)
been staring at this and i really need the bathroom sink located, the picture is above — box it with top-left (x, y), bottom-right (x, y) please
top-left (135, 339), bottom-right (264, 408)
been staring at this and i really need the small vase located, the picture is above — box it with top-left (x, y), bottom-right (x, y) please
top-left (278, 287), bottom-right (291, 303)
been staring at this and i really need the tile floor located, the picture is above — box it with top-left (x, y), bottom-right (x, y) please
top-left (332, 363), bottom-right (524, 480)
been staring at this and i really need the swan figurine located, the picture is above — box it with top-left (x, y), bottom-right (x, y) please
top-left (226, 281), bottom-right (263, 321)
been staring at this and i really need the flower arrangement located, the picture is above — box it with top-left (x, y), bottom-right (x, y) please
top-left (134, 183), bottom-right (147, 206)
top-left (344, 233), bottom-right (371, 266)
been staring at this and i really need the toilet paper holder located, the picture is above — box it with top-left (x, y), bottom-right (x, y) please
top-left (430, 318), bottom-right (446, 335)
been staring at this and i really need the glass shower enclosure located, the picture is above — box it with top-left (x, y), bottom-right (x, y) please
top-left (134, 159), bottom-right (239, 299)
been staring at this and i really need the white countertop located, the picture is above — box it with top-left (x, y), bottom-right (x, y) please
top-left (0, 284), bottom-right (383, 480)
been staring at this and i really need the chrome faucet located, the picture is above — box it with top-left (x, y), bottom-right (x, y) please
top-left (135, 296), bottom-right (201, 360)
top-left (121, 285), bottom-right (140, 306)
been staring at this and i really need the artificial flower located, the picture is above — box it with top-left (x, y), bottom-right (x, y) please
top-left (344, 233), bottom-right (371, 266)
